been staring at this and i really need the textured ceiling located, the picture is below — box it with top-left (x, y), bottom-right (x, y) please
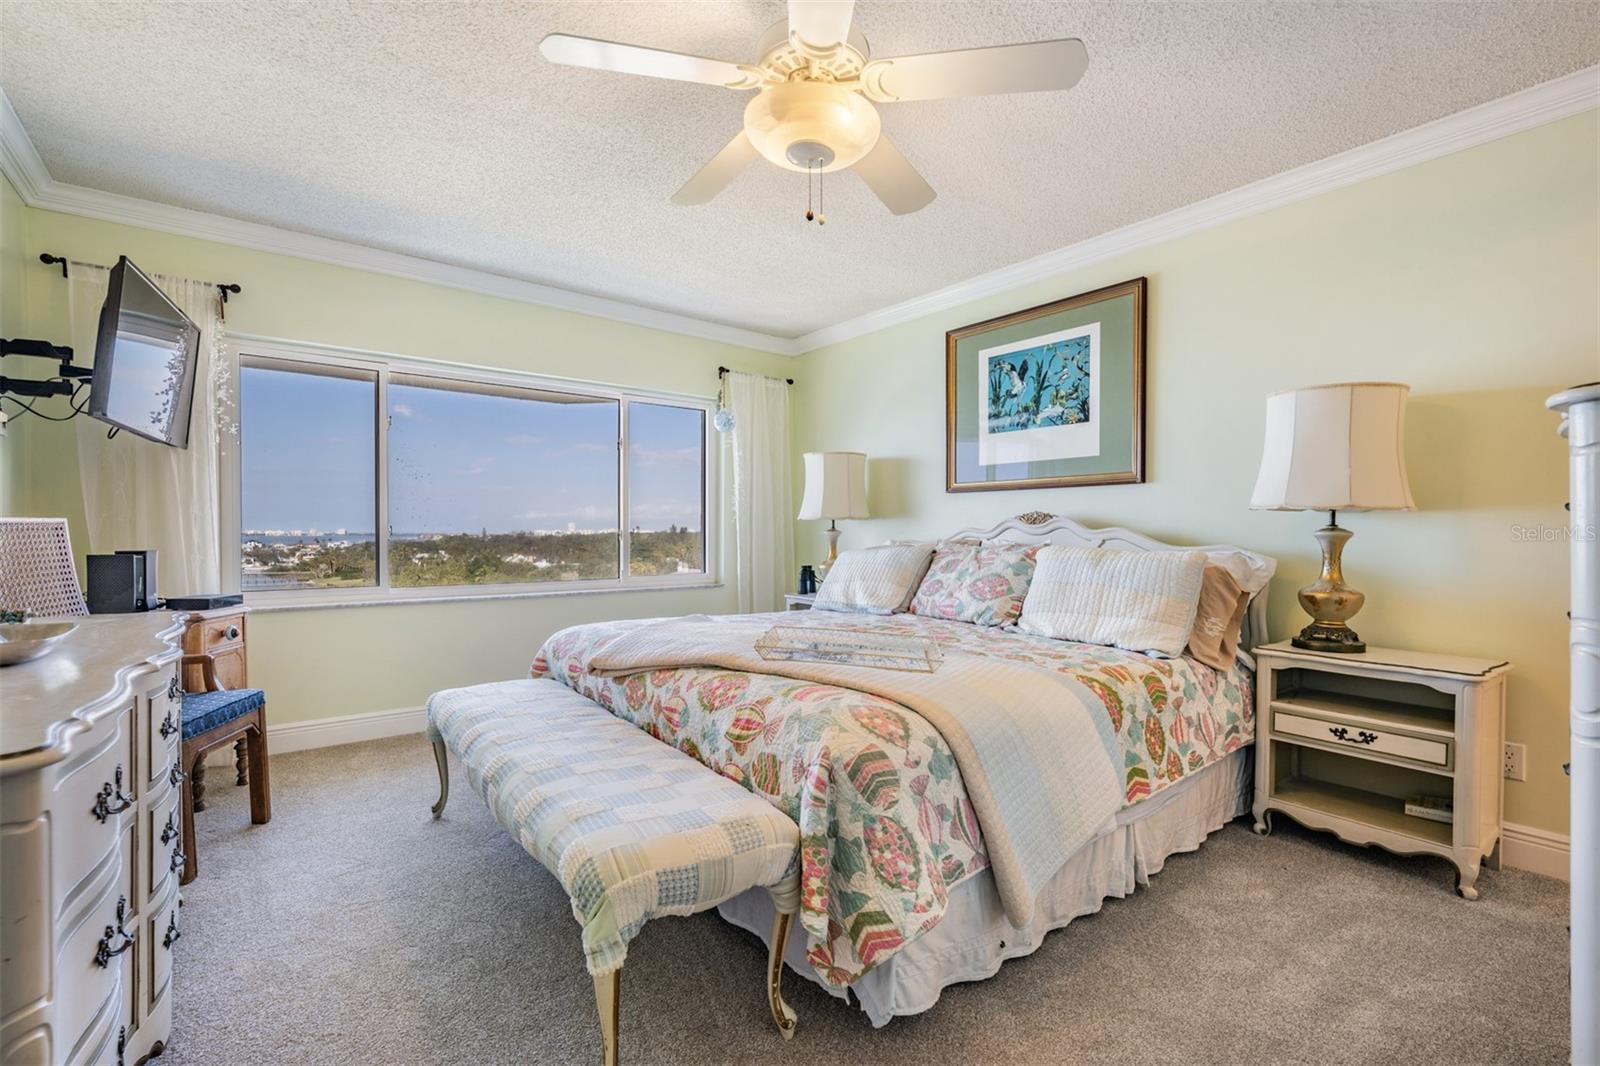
top-left (3, 2), bottom-right (1596, 338)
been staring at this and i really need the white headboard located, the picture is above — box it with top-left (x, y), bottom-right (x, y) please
top-left (946, 512), bottom-right (1278, 654)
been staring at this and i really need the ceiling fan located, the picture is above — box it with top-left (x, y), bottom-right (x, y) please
top-left (540, 1), bottom-right (1088, 219)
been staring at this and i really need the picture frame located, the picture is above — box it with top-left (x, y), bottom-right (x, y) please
top-left (945, 277), bottom-right (1146, 492)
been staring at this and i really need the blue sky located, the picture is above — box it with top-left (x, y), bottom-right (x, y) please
top-left (240, 366), bottom-right (704, 534)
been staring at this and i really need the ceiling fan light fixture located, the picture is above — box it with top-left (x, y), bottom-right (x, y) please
top-left (742, 82), bottom-right (881, 173)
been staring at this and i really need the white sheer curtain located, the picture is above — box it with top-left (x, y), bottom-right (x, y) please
top-left (69, 266), bottom-right (234, 598)
top-left (725, 370), bottom-right (793, 613)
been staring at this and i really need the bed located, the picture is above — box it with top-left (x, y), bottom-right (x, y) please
top-left (531, 513), bottom-right (1274, 1027)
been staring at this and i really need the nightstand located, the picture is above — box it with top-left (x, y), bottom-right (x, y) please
top-left (783, 594), bottom-right (816, 611)
top-left (1251, 641), bottom-right (1512, 899)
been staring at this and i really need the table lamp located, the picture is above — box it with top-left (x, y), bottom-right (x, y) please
top-left (1250, 382), bottom-right (1415, 653)
top-left (798, 451), bottom-right (869, 576)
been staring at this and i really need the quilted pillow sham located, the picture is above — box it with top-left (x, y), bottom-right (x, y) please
top-left (1018, 545), bottom-right (1208, 657)
top-left (813, 542), bottom-right (936, 615)
top-left (910, 541), bottom-right (1041, 627)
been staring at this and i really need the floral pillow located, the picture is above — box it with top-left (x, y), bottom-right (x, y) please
top-left (909, 542), bottom-right (1042, 627)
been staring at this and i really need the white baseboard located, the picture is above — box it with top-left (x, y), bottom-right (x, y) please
top-left (1502, 822), bottom-right (1571, 880)
top-left (203, 704), bottom-right (426, 767)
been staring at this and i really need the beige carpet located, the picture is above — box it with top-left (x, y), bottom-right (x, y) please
top-left (166, 735), bottom-right (1570, 1065)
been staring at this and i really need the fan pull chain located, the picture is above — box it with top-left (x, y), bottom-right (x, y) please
top-left (805, 159), bottom-right (814, 222)
top-left (817, 165), bottom-right (826, 226)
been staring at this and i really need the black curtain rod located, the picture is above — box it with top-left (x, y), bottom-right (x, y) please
top-left (719, 364), bottom-right (794, 385)
top-left (40, 253), bottom-right (242, 304)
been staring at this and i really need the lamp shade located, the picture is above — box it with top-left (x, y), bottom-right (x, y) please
top-left (1250, 382), bottom-right (1416, 512)
top-left (798, 452), bottom-right (869, 520)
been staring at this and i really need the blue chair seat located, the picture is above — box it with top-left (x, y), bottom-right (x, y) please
top-left (182, 688), bottom-right (266, 740)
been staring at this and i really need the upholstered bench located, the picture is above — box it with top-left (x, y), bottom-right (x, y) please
top-left (426, 679), bottom-right (802, 1066)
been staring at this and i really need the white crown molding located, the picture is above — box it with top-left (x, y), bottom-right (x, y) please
top-left (790, 64), bottom-right (1600, 352)
top-left (4, 67), bottom-right (1596, 359)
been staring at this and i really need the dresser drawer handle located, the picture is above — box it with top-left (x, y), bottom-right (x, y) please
top-left (91, 766), bottom-right (135, 822)
top-left (161, 812), bottom-right (179, 845)
top-left (159, 709), bottom-right (179, 739)
top-left (170, 845), bottom-right (187, 873)
top-left (223, 624), bottom-right (241, 641)
top-left (163, 911), bottom-right (182, 949)
top-left (168, 673), bottom-right (184, 701)
top-left (1328, 726), bottom-right (1379, 746)
top-left (93, 896), bottom-right (135, 967)
top-left (170, 763), bottom-right (187, 788)
top-left (117, 1026), bottom-right (127, 1066)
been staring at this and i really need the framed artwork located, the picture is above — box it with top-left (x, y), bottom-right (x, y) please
top-left (945, 277), bottom-right (1145, 492)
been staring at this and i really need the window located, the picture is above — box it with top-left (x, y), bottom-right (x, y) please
top-left (234, 343), bottom-right (714, 603)
top-left (627, 402), bottom-right (706, 576)
top-left (240, 361), bottom-right (378, 591)
top-left (387, 375), bottom-right (619, 588)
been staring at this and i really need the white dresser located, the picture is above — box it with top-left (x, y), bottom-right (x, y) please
top-left (1, 614), bottom-right (186, 1066)
top-left (1549, 382), bottom-right (1598, 1066)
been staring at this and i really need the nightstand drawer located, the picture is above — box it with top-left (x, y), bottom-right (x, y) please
top-left (1274, 710), bottom-right (1452, 767)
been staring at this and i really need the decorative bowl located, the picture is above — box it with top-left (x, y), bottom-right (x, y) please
top-left (0, 622), bottom-right (79, 666)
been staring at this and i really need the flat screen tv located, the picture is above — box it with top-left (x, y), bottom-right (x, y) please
top-left (89, 256), bottom-right (201, 448)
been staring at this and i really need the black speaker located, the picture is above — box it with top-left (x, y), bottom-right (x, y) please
top-left (88, 553), bottom-right (144, 614)
top-left (116, 549), bottom-right (158, 610)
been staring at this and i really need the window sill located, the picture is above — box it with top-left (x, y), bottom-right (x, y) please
top-left (245, 580), bottom-right (724, 614)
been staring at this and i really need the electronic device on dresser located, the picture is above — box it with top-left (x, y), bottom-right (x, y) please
top-left (87, 549), bottom-right (159, 613)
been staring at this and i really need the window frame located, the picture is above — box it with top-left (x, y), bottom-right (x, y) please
top-left (225, 336), bottom-right (719, 609)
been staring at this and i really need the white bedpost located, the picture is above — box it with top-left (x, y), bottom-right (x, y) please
top-left (1549, 384), bottom-right (1599, 1066)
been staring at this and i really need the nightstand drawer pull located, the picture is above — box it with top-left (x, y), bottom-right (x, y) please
top-left (1329, 726), bottom-right (1378, 745)
top-left (159, 709), bottom-right (179, 739)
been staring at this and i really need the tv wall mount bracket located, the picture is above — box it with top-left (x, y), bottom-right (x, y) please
top-left (0, 337), bottom-right (90, 399)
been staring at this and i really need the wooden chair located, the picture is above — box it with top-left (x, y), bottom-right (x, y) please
top-left (179, 652), bottom-right (271, 885)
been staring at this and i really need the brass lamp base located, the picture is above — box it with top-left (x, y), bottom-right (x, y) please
top-left (1292, 514), bottom-right (1367, 654)
top-left (1292, 621), bottom-right (1366, 654)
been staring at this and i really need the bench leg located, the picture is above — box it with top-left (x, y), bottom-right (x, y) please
top-left (430, 739), bottom-right (450, 819)
top-left (592, 969), bottom-right (620, 1066)
top-left (767, 910), bottom-right (798, 1039)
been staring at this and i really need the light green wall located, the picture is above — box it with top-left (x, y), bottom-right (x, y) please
top-left (8, 205), bottom-right (794, 725)
top-left (8, 111), bottom-right (1593, 837)
top-left (0, 173), bottom-right (27, 515)
top-left (792, 112), bottom-right (1599, 836)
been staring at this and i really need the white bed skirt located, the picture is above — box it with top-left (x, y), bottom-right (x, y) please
top-left (717, 747), bottom-right (1253, 1027)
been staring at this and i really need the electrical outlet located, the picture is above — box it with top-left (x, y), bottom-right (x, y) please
top-left (1503, 742), bottom-right (1527, 781)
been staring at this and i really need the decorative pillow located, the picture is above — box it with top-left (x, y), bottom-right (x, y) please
top-left (1018, 546), bottom-right (1208, 657)
top-left (813, 542), bottom-right (935, 615)
top-left (1186, 565), bottom-right (1250, 670)
top-left (910, 542), bottom-right (1041, 627)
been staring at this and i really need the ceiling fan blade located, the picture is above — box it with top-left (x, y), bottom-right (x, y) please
top-left (540, 34), bottom-right (759, 89)
top-left (860, 38), bottom-right (1088, 102)
top-left (670, 131), bottom-right (760, 205)
top-left (788, 0), bottom-right (855, 49)
top-left (852, 135), bottom-right (936, 215)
